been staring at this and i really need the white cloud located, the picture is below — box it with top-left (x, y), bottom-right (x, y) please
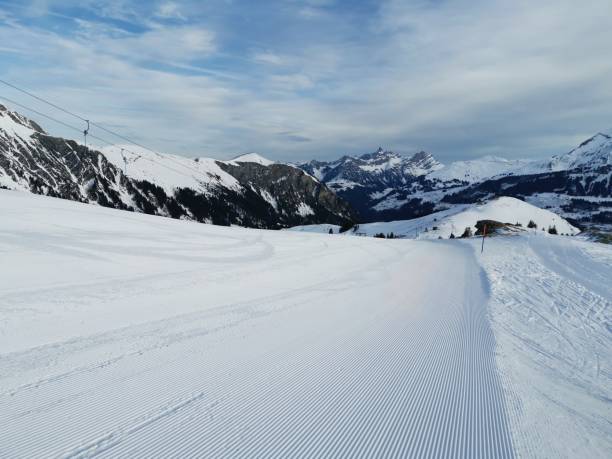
top-left (268, 74), bottom-right (314, 91)
top-left (1, 0), bottom-right (611, 162)
top-left (298, 7), bottom-right (326, 19)
top-left (78, 23), bottom-right (217, 64)
top-left (252, 52), bottom-right (287, 66)
top-left (155, 2), bottom-right (186, 20)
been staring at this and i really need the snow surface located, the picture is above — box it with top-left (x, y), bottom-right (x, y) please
top-left (479, 235), bottom-right (612, 458)
top-left (296, 201), bottom-right (315, 216)
top-left (429, 156), bottom-right (537, 183)
top-left (0, 190), bottom-right (609, 457)
top-left (358, 155), bottom-right (403, 172)
top-left (426, 135), bottom-right (611, 184)
top-left (328, 178), bottom-right (363, 190)
top-left (0, 106), bottom-right (39, 141)
top-left (101, 145), bottom-right (241, 195)
top-left (291, 197), bottom-right (579, 239)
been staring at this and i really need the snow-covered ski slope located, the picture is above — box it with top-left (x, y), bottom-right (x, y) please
top-left (0, 190), bottom-right (610, 458)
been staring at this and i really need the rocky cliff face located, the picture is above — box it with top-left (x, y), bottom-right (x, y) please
top-left (217, 161), bottom-right (354, 226)
top-left (0, 105), bottom-right (354, 229)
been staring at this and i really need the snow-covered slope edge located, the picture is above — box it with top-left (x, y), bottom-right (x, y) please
top-left (290, 197), bottom-right (579, 238)
top-left (477, 235), bottom-right (612, 457)
top-left (0, 105), bottom-right (354, 228)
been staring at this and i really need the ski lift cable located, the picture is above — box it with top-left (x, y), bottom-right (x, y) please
top-left (85, 132), bottom-right (201, 179)
top-left (0, 78), bottom-right (87, 122)
top-left (89, 119), bottom-right (211, 179)
top-left (0, 95), bottom-right (83, 135)
top-left (89, 121), bottom-right (162, 158)
top-left (0, 79), bottom-right (211, 180)
top-left (0, 82), bottom-right (163, 160)
top-left (0, 79), bottom-right (148, 151)
top-left (0, 80), bottom-right (151, 156)
top-left (0, 95), bottom-right (208, 183)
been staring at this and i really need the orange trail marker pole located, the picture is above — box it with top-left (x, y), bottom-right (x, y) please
top-left (481, 224), bottom-right (487, 253)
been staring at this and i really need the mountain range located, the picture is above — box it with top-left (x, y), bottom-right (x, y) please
top-left (298, 137), bottom-right (612, 230)
top-left (1, 104), bottom-right (610, 232)
top-left (0, 105), bottom-right (354, 229)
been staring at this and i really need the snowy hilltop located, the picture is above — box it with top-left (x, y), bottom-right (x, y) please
top-left (290, 196), bottom-right (579, 239)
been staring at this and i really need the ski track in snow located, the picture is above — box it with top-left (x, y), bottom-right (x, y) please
top-left (0, 190), bottom-right (516, 458)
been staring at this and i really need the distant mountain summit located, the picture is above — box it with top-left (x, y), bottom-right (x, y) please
top-left (301, 148), bottom-right (442, 188)
top-left (545, 133), bottom-right (611, 171)
top-left (0, 105), bottom-right (354, 229)
top-left (299, 148), bottom-right (443, 219)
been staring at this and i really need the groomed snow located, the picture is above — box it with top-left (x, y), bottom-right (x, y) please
top-left (0, 190), bottom-right (609, 457)
top-left (0, 190), bottom-right (513, 457)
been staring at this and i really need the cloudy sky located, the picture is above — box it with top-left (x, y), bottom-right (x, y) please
top-left (0, 0), bottom-right (611, 162)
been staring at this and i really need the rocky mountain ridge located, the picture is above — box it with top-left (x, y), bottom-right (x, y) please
top-left (0, 105), bottom-right (354, 229)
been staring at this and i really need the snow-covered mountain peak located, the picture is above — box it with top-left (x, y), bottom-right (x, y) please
top-left (230, 152), bottom-right (275, 166)
top-left (332, 148), bottom-right (442, 177)
top-left (0, 105), bottom-right (45, 139)
top-left (357, 147), bottom-right (397, 162)
top-left (547, 133), bottom-right (612, 171)
top-left (356, 149), bottom-right (403, 172)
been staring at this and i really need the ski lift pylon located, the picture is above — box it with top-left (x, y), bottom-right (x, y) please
top-left (83, 120), bottom-right (90, 148)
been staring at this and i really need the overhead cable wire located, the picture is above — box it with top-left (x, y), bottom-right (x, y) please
top-left (0, 94), bottom-right (208, 182)
top-left (0, 78), bottom-right (87, 122)
top-left (0, 94), bottom-right (83, 135)
top-left (0, 78), bottom-right (216, 181)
